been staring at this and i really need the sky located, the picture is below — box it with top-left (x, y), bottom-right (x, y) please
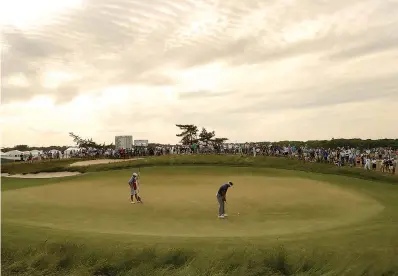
top-left (1, 0), bottom-right (398, 147)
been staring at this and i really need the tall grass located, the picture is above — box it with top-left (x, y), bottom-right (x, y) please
top-left (0, 242), bottom-right (350, 276)
top-left (3, 241), bottom-right (397, 276)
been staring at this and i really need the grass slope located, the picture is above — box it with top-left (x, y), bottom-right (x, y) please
top-left (2, 155), bottom-right (397, 184)
top-left (2, 160), bottom-right (398, 275)
top-left (2, 168), bottom-right (383, 238)
top-left (1, 159), bottom-right (80, 175)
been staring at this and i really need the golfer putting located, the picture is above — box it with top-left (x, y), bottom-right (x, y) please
top-left (216, 181), bottom-right (233, 219)
top-left (128, 172), bottom-right (142, 204)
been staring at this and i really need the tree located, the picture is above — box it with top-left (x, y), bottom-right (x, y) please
top-left (199, 127), bottom-right (215, 146)
top-left (175, 124), bottom-right (199, 145)
top-left (176, 124), bottom-right (230, 146)
top-left (213, 137), bottom-right (229, 145)
top-left (13, 145), bottom-right (29, 151)
top-left (69, 132), bottom-right (84, 147)
top-left (69, 132), bottom-right (114, 149)
top-left (69, 132), bottom-right (96, 148)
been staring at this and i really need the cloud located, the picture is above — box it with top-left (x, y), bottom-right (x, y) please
top-left (229, 73), bottom-right (398, 114)
top-left (178, 89), bottom-right (235, 100)
top-left (1, 0), bottom-right (398, 145)
top-left (327, 25), bottom-right (398, 60)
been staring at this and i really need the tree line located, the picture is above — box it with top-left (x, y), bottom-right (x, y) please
top-left (174, 124), bottom-right (398, 150)
top-left (255, 138), bottom-right (398, 150)
top-left (2, 130), bottom-right (397, 152)
top-left (1, 133), bottom-right (115, 153)
top-left (1, 144), bottom-right (70, 153)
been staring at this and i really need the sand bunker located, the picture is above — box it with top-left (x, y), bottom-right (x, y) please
top-left (69, 158), bottom-right (143, 167)
top-left (1, 172), bottom-right (81, 178)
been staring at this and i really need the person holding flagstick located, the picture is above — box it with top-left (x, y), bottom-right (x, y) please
top-left (128, 171), bottom-right (143, 204)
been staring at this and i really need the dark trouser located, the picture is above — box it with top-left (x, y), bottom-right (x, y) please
top-left (216, 194), bottom-right (224, 216)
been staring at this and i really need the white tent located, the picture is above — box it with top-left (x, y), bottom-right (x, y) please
top-left (2, 150), bottom-right (23, 161)
top-left (29, 150), bottom-right (42, 156)
top-left (65, 147), bottom-right (80, 153)
top-left (4, 150), bottom-right (23, 157)
top-left (64, 147), bottom-right (80, 157)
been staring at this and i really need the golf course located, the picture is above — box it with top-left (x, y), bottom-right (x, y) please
top-left (2, 155), bottom-right (398, 275)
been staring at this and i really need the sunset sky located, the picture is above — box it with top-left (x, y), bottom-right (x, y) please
top-left (1, 0), bottom-right (398, 147)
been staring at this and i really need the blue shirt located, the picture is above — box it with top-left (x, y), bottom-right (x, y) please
top-left (217, 183), bottom-right (231, 196)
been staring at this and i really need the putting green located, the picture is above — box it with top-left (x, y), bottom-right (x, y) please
top-left (2, 167), bottom-right (383, 238)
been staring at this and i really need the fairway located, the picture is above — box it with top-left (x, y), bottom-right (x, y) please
top-left (2, 167), bottom-right (383, 238)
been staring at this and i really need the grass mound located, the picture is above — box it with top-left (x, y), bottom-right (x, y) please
top-left (2, 155), bottom-right (397, 184)
top-left (1, 159), bottom-right (80, 175)
top-left (3, 167), bottom-right (383, 238)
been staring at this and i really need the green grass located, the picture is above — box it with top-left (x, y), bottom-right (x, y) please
top-left (2, 155), bottom-right (397, 184)
top-left (2, 158), bottom-right (398, 275)
top-left (1, 158), bottom-right (81, 175)
top-left (1, 177), bottom-right (62, 191)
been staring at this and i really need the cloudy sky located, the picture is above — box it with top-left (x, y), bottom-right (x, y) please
top-left (1, 0), bottom-right (398, 147)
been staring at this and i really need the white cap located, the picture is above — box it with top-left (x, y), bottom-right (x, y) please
top-left (133, 173), bottom-right (138, 177)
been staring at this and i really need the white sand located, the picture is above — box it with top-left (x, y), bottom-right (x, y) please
top-left (69, 158), bottom-right (143, 167)
top-left (1, 172), bottom-right (81, 178)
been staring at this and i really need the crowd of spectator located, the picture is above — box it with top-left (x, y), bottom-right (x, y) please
top-left (17, 143), bottom-right (397, 175)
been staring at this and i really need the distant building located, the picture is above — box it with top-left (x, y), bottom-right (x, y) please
top-left (115, 136), bottom-right (133, 149)
top-left (134, 140), bottom-right (149, 146)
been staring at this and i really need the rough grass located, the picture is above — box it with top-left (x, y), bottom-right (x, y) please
top-left (1, 158), bottom-right (80, 175)
top-left (0, 242), bottom-right (337, 276)
top-left (2, 159), bottom-right (398, 275)
top-left (2, 235), bottom-right (398, 276)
